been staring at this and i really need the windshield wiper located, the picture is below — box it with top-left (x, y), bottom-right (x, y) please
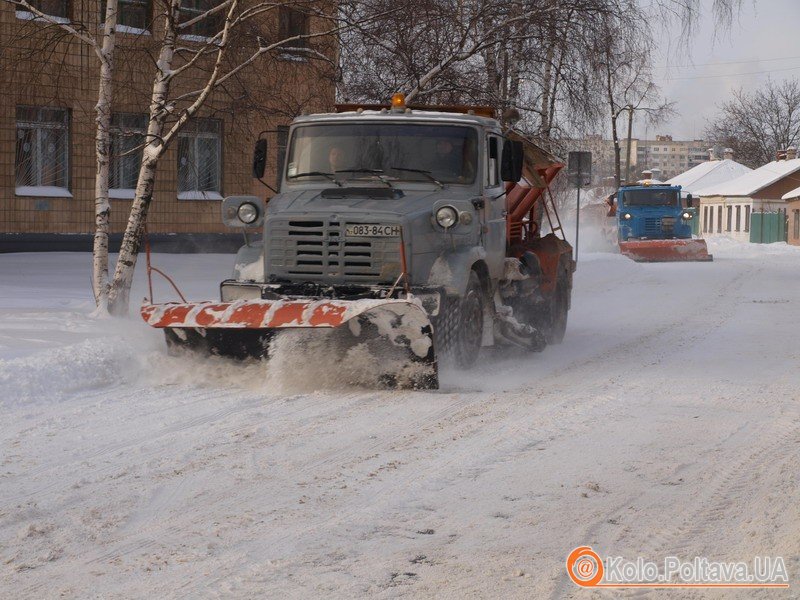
top-left (335, 168), bottom-right (394, 188)
top-left (389, 166), bottom-right (443, 188)
top-left (290, 171), bottom-right (342, 186)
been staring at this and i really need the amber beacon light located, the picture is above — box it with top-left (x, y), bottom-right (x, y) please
top-left (391, 93), bottom-right (406, 109)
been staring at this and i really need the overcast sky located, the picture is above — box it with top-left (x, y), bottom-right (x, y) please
top-left (632, 0), bottom-right (800, 141)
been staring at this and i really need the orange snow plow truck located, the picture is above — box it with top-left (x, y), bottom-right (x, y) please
top-left (141, 96), bottom-right (574, 389)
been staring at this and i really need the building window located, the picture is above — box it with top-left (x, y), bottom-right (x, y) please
top-left (18, 0), bottom-right (69, 19)
top-left (178, 118), bottom-right (221, 198)
top-left (180, 0), bottom-right (223, 39)
top-left (278, 6), bottom-right (309, 51)
top-left (726, 206), bottom-right (732, 232)
top-left (745, 205), bottom-right (751, 232)
top-left (794, 210), bottom-right (800, 239)
top-left (15, 106), bottom-right (70, 196)
top-left (703, 206), bottom-right (708, 233)
top-left (109, 113), bottom-right (147, 197)
top-left (735, 205), bottom-right (741, 231)
top-left (101, 0), bottom-right (150, 31)
top-left (717, 205), bottom-right (722, 233)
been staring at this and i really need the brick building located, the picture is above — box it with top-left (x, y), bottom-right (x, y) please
top-left (0, 1), bottom-right (334, 250)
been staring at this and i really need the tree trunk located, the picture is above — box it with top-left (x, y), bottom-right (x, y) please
top-left (107, 0), bottom-right (180, 315)
top-left (107, 156), bottom-right (159, 314)
top-left (539, 29), bottom-right (556, 137)
top-left (92, 0), bottom-right (118, 312)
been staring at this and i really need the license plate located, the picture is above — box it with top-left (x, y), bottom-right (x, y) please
top-left (345, 224), bottom-right (401, 237)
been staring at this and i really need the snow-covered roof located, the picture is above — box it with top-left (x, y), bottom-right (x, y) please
top-left (782, 185), bottom-right (800, 200)
top-left (666, 159), bottom-right (752, 194)
top-left (694, 158), bottom-right (800, 197)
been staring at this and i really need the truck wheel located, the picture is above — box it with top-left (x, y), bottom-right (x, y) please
top-left (546, 259), bottom-right (570, 344)
top-left (434, 271), bottom-right (484, 369)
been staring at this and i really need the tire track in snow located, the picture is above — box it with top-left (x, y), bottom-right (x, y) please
top-left (4, 388), bottom-right (360, 511)
top-left (545, 261), bottom-right (788, 600)
top-left (7, 258), bottom-right (758, 598)
top-left (168, 263), bottom-right (757, 595)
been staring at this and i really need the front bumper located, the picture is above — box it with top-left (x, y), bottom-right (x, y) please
top-left (219, 279), bottom-right (442, 316)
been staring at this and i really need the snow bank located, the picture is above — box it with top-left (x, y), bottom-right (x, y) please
top-left (706, 236), bottom-right (800, 258)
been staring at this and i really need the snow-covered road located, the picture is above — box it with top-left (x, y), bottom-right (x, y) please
top-left (1, 240), bottom-right (799, 599)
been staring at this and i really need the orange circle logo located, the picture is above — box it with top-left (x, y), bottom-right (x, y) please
top-left (566, 546), bottom-right (604, 587)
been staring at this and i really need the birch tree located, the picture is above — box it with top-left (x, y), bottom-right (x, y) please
top-left (3, 0), bottom-right (352, 315)
top-left (105, 0), bottom-right (354, 314)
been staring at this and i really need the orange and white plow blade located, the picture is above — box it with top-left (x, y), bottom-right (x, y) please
top-left (619, 239), bottom-right (713, 262)
top-left (141, 297), bottom-right (438, 388)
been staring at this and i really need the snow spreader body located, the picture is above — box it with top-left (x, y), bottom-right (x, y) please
top-left (616, 183), bottom-right (712, 262)
top-left (142, 96), bottom-right (574, 389)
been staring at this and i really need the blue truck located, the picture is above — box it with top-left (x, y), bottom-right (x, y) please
top-left (615, 183), bottom-right (712, 262)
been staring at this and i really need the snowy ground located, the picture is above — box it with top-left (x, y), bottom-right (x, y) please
top-left (1, 239), bottom-right (799, 599)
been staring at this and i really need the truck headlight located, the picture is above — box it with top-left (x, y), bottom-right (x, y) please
top-left (623, 212), bottom-right (632, 220)
top-left (681, 211), bottom-right (693, 220)
top-left (435, 206), bottom-right (458, 229)
top-left (238, 202), bottom-right (259, 224)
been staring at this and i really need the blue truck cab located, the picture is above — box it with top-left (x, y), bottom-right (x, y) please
top-left (617, 184), bottom-right (695, 242)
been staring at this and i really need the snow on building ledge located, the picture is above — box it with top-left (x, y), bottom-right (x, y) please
top-left (15, 186), bottom-right (73, 198)
top-left (109, 189), bottom-right (136, 200)
top-left (178, 191), bottom-right (224, 201)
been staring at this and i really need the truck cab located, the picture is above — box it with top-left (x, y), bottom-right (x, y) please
top-left (616, 183), bottom-right (695, 242)
top-left (223, 103), bottom-right (521, 309)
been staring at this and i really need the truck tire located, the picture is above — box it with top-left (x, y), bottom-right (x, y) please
top-left (434, 271), bottom-right (484, 369)
top-left (546, 257), bottom-right (570, 344)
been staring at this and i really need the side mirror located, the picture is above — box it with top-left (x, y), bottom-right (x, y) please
top-left (686, 193), bottom-right (693, 208)
top-left (222, 195), bottom-right (264, 229)
top-left (252, 139), bottom-right (267, 179)
top-left (501, 140), bottom-right (524, 182)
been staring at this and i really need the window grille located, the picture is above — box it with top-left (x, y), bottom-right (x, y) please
top-left (15, 106), bottom-right (70, 191)
top-left (178, 118), bottom-right (222, 194)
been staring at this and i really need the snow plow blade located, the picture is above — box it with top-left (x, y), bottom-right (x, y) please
top-left (141, 298), bottom-right (438, 389)
top-left (619, 239), bottom-right (713, 262)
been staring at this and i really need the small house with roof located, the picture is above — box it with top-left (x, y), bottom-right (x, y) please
top-left (694, 150), bottom-right (800, 243)
top-left (666, 152), bottom-right (752, 235)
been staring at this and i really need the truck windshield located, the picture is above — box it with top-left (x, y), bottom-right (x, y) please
top-left (622, 189), bottom-right (680, 206)
top-left (286, 123), bottom-right (478, 184)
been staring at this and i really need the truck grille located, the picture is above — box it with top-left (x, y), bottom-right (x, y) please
top-left (266, 217), bottom-right (401, 284)
top-left (644, 218), bottom-right (661, 234)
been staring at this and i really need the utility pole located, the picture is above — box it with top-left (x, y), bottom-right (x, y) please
top-left (624, 105), bottom-right (634, 184)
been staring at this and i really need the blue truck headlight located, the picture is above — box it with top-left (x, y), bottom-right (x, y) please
top-left (622, 212), bottom-right (632, 220)
top-left (681, 211), bottom-right (693, 220)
